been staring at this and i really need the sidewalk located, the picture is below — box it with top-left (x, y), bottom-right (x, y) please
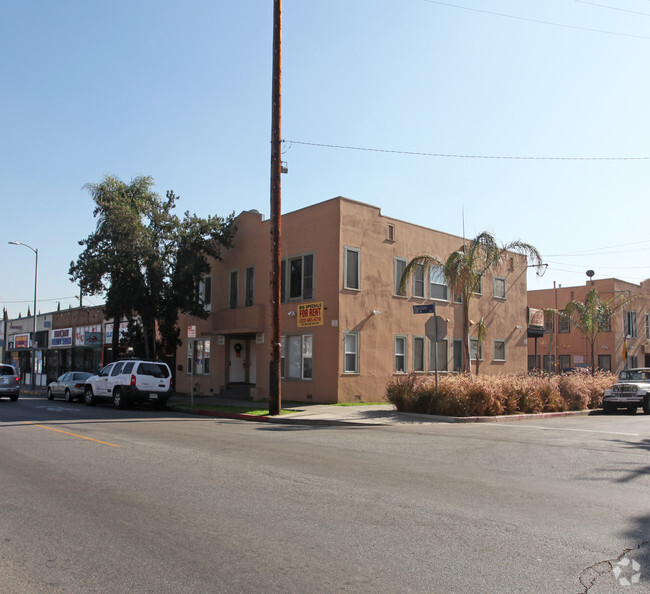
top-left (167, 393), bottom-right (595, 426)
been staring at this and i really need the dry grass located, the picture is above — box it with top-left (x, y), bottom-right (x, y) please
top-left (386, 371), bottom-right (617, 417)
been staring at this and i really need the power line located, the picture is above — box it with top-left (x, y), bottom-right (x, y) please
top-left (573, 0), bottom-right (650, 18)
top-left (544, 240), bottom-right (650, 257)
top-left (283, 139), bottom-right (650, 161)
top-left (422, 0), bottom-right (650, 41)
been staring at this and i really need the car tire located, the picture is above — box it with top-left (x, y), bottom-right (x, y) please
top-left (152, 400), bottom-right (167, 411)
top-left (10, 394), bottom-right (19, 402)
top-left (84, 386), bottom-right (95, 406)
top-left (627, 406), bottom-right (637, 415)
top-left (603, 403), bottom-right (616, 415)
top-left (113, 388), bottom-right (126, 410)
top-left (643, 396), bottom-right (650, 415)
top-left (64, 389), bottom-right (73, 403)
top-left (47, 387), bottom-right (54, 400)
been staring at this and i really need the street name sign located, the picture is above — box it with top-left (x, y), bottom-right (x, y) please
top-left (412, 304), bottom-right (436, 314)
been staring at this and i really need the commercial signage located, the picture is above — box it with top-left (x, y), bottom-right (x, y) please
top-left (104, 321), bottom-right (129, 342)
top-left (51, 328), bottom-right (73, 347)
top-left (75, 325), bottom-right (102, 346)
top-left (188, 325), bottom-right (197, 339)
top-left (528, 308), bottom-right (545, 328)
top-left (297, 302), bottom-right (324, 327)
top-left (15, 333), bottom-right (30, 349)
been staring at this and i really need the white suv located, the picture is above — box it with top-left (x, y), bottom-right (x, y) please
top-left (84, 359), bottom-right (173, 410)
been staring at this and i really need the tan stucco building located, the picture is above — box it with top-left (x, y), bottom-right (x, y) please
top-left (176, 197), bottom-right (532, 403)
top-left (527, 278), bottom-right (650, 374)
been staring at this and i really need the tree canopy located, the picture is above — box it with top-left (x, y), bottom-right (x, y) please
top-left (69, 174), bottom-right (236, 359)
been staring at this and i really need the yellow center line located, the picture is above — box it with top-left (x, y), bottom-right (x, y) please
top-left (24, 422), bottom-right (121, 447)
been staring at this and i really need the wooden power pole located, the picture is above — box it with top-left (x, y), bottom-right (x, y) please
top-left (269, 0), bottom-right (282, 416)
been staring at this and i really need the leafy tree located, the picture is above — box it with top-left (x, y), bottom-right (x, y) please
top-left (70, 175), bottom-right (236, 359)
top-left (562, 288), bottom-right (633, 375)
top-left (400, 231), bottom-right (542, 373)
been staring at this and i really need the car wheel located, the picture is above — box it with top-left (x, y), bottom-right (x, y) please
top-left (152, 400), bottom-right (167, 411)
top-left (113, 388), bottom-right (126, 410)
top-left (64, 389), bottom-right (73, 403)
top-left (603, 403), bottom-right (616, 415)
top-left (643, 396), bottom-right (650, 415)
top-left (627, 406), bottom-right (637, 415)
top-left (84, 386), bottom-right (95, 406)
top-left (47, 387), bottom-right (54, 400)
top-left (10, 394), bottom-right (19, 402)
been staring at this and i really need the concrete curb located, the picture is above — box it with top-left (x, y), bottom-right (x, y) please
top-left (399, 408), bottom-right (598, 423)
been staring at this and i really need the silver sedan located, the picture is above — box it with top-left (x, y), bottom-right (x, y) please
top-left (47, 372), bottom-right (93, 402)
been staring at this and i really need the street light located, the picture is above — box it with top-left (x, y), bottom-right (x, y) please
top-left (8, 241), bottom-right (38, 389)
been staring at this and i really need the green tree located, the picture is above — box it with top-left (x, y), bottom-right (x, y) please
top-left (400, 231), bottom-right (542, 373)
top-left (70, 174), bottom-right (236, 359)
top-left (562, 288), bottom-right (633, 375)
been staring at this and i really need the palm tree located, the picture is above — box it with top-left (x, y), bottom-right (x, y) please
top-left (473, 317), bottom-right (487, 376)
top-left (400, 231), bottom-right (542, 373)
top-left (563, 288), bottom-right (633, 375)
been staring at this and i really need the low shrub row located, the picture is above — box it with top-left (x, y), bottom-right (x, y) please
top-left (386, 371), bottom-right (617, 417)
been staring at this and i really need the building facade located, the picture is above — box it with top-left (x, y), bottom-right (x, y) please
top-left (527, 278), bottom-right (650, 374)
top-left (177, 197), bottom-right (532, 403)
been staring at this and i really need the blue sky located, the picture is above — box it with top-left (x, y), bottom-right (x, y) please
top-left (3, 0), bottom-right (650, 318)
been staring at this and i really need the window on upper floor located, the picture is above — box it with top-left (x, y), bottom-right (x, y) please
top-left (281, 253), bottom-right (314, 302)
top-left (429, 266), bottom-right (448, 301)
top-left (413, 264), bottom-right (426, 299)
top-left (198, 275), bottom-right (212, 312)
top-left (624, 310), bottom-right (638, 338)
top-left (344, 247), bottom-right (360, 290)
top-left (229, 270), bottom-right (238, 309)
top-left (558, 311), bottom-right (570, 333)
top-left (494, 277), bottom-right (506, 300)
top-left (494, 339), bottom-right (506, 361)
top-left (394, 258), bottom-right (407, 297)
top-left (245, 267), bottom-right (255, 307)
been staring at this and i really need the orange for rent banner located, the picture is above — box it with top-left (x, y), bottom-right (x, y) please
top-left (297, 302), bottom-right (324, 327)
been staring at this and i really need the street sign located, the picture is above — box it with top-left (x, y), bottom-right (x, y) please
top-left (412, 304), bottom-right (436, 314)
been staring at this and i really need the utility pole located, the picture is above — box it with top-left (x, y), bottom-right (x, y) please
top-left (269, 0), bottom-right (282, 416)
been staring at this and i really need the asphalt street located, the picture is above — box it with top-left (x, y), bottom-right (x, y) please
top-left (1, 394), bottom-right (648, 593)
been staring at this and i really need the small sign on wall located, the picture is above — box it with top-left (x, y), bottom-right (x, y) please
top-left (188, 325), bottom-right (196, 339)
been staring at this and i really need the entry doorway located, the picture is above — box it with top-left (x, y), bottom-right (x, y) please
top-left (228, 336), bottom-right (257, 385)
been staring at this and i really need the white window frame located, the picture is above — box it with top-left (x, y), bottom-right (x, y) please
top-left (428, 266), bottom-right (448, 301)
top-left (624, 310), bottom-right (638, 338)
top-left (494, 276), bottom-right (507, 300)
top-left (280, 334), bottom-right (313, 381)
top-left (394, 335), bottom-right (407, 373)
top-left (344, 247), bottom-right (361, 291)
top-left (494, 339), bottom-right (506, 361)
top-left (394, 258), bottom-right (408, 297)
top-left (343, 332), bottom-right (359, 374)
top-left (187, 339), bottom-right (211, 376)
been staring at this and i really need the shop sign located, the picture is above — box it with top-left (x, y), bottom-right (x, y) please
top-left (51, 328), bottom-right (73, 347)
top-left (297, 301), bottom-right (324, 327)
top-left (188, 325), bottom-right (197, 339)
top-left (528, 307), bottom-right (545, 328)
top-left (15, 333), bottom-right (30, 349)
top-left (104, 321), bottom-right (129, 342)
top-left (75, 325), bottom-right (102, 346)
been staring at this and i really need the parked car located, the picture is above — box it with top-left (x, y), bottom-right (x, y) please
top-left (0, 364), bottom-right (20, 401)
top-left (602, 368), bottom-right (650, 414)
top-left (47, 371), bottom-right (93, 402)
top-left (83, 359), bottom-right (173, 410)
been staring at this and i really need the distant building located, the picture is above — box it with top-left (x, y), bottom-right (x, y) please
top-left (177, 197), bottom-right (532, 403)
top-left (527, 278), bottom-right (650, 374)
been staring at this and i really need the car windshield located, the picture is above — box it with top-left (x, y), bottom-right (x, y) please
top-left (619, 369), bottom-right (650, 381)
top-left (137, 363), bottom-right (169, 378)
top-left (0, 366), bottom-right (15, 376)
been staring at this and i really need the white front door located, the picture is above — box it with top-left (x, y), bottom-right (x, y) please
top-left (229, 339), bottom-right (247, 383)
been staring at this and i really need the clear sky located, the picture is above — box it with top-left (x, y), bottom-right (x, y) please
top-left (2, 0), bottom-right (650, 318)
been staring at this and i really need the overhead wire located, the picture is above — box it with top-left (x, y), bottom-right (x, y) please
top-left (421, 0), bottom-right (650, 41)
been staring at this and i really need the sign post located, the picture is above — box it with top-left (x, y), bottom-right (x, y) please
top-left (414, 303), bottom-right (447, 390)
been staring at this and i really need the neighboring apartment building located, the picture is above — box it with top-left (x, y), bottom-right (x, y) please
top-left (177, 197), bottom-right (532, 403)
top-left (527, 278), bottom-right (650, 374)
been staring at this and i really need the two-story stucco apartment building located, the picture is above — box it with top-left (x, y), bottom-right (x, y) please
top-left (176, 197), bottom-right (533, 403)
top-left (528, 278), bottom-right (650, 374)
